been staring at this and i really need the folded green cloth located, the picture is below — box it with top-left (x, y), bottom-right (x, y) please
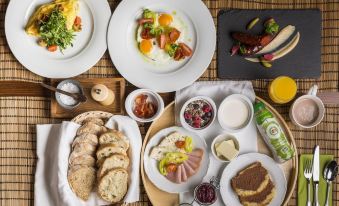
top-left (298, 154), bottom-right (334, 206)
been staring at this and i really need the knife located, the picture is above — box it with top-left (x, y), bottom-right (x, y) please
top-left (312, 145), bottom-right (320, 206)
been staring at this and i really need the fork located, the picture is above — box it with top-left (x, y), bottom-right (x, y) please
top-left (304, 159), bottom-right (313, 206)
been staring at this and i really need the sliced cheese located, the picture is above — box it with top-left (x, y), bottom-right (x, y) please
top-left (215, 140), bottom-right (239, 161)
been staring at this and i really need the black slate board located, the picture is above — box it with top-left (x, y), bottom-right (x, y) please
top-left (217, 9), bottom-right (321, 79)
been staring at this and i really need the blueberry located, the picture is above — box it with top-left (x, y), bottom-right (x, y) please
top-left (205, 112), bottom-right (212, 117)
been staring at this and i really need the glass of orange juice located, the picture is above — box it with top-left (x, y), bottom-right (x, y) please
top-left (268, 76), bottom-right (297, 104)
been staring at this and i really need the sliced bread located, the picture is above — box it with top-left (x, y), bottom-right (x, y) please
top-left (97, 168), bottom-right (128, 203)
top-left (77, 122), bottom-right (102, 136)
top-left (99, 132), bottom-right (130, 150)
top-left (82, 117), bottom-right (105, 126)
top-left (97, 154), bottom-right (129, 178)
top-left (72, 133), bottom-right (98, 147)
top-left (69, 154), bottom-right (96, 167)
top-left (68, 166), bottom-right (96, 201)
top-left (96, 144), bottom-right (127, 162)
top-left (72, 142), bottom-right (96, 156)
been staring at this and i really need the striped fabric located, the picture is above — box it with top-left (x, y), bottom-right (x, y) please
top-left (0, 0), bottom-right (338, 205)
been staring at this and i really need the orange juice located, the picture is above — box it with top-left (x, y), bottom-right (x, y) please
top-left (268, 76), bottom-right (297, 104)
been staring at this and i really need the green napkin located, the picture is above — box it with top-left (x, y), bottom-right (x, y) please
top-left (298, 154), bottom-right (334, 206)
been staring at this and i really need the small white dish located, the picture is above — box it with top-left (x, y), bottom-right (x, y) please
top-left (180, 96), bottom-right (217, 132)
top-left (125, 89), bottom-right (164, 123)
top-left (218, 94), bottom-right (254, 133)
top-left (55, 79), bottom-right (85, 110)
top-left (211, 134), bottom-right (239, 163)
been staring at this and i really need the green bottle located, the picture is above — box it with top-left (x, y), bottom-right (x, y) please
top-left (254, 100), bottom-right (295, 163)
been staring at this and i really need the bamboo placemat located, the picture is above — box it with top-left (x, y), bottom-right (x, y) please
top-left (0, 0), bottom-right (338, 205)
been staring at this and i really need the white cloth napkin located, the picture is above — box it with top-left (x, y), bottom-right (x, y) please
top-left (175, 81), bottom-right (258, 206)
top-left (34, 115), bottom-right (141, 206)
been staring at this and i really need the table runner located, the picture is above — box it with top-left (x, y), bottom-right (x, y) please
top-left (0, 0), bottom-right (338, 205)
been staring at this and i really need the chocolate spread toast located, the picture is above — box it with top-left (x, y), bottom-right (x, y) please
top-left (231, 162), bottom-right (276, 206)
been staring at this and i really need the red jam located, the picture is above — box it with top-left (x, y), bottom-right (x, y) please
top-left (133, 94), bottom-right (157, 119)
top-left (195, 183), bottom-right (216, 204)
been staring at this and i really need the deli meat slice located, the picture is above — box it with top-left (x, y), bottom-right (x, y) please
top-left (183, 161), bottom-right (196, 177)
top-left (180, 164), bottom-right (188, 182)
top-left (187, 159), bottom-right (200, 170)
top-left (166, 172), bottom-right (176, 183)
top-left (190, 148), bottom-right (204, 158)
top-left (175, 164), bottom-right (182, 184)
top-left (188, 153), bottom-right (201, 163)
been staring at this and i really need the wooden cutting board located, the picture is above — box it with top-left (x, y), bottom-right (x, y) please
top-left (50, 78), bottom-right (125, 118)
top-left (217, 9), bottom-right (321, 79)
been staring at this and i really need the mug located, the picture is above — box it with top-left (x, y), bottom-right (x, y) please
top-left (289, 85), bottom-right (325, 128)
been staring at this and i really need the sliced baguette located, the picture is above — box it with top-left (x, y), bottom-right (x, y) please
top-left (98, 168), bottom-right (128, 203)
top-left (96, 144), bottom-right (127, 163)
top-left (97, 154), bottom-right (129, 178)
top-left (72, 133), bottom-right (98, 147)
top-left (77, 122), bottom-right (102, 136)
top-left (69, 154), bottom-right (96, 167)
top-left (68, 166), bottom-right (96, 201)
top-left (72, 142), bottom-right (96, 156)
top-left (82, 117), bottom-right (105, 126)
top-left (99, 132), bottom-right (130, 150)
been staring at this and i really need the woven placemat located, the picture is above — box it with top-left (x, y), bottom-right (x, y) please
top-left (0, 0), bottom-right (338, 205)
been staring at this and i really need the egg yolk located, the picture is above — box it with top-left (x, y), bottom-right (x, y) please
top-left (158, 14), bottom-right (173, 26)
top-left (139, 40), bottom-right (152, 54)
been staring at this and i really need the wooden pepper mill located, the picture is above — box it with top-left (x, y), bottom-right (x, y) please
top-left (91, 84), bottom-right (115, 106)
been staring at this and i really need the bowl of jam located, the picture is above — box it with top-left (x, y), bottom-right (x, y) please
top-left (125, 89), bottom-right (164, 122)
top-left (194, 182), bottom-right (217, 205)
top-left (180, 96), bottom-right (216, 131)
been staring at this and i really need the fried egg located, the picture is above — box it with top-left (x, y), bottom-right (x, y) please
top-left (136, 12), bottom-right (187, 64)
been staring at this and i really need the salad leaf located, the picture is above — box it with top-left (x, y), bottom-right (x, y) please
top-left (150, 26), bottom-right (164, 36)
top-left (165, 43), bottom-right (179, 57)
top-left (143, 9), bottom-right (156, 19)
top-left (158, 152), bottom-right (188, 176)
top-left (39, 9), bottom-right (75, 51)
top-left (239, 45), bottom-right (247, 54)
top-left (265, 22), bottom-right (279, 35)
top-left (184, 137), bottom-right (193, 153)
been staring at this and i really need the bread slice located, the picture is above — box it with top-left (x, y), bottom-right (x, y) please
top-left (68, 166), bottom-right (96, 201)
top-left (98, 168), bottom-right (128, 203)
top-left (72, 142), bottom-right (96, 156)
top-left (99, 132), bottom-right (130, 150)
top-left (72, 133), bottom-right (98, 147)
top-left (69, 154), bottom-right (96, 167)
top-left (96, 144), bottom-right (127, 162)
top-left (97, 154), bottom-right (129, 178)
top-left (239, 180), bottom-right (276, 206)
top-left (77, 122), bottom-right (102, 136)
top-left (83, 117), bottom-right (105, 126)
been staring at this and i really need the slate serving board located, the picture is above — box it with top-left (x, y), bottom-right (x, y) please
top-left (217, 9), bottom-right (321, 79)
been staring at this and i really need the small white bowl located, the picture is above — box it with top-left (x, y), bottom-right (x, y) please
top-left (211, 134), bottom-right (239, 163)
top-left (180, 96), bottom-right (217, 132)
top-left (218, 94), bottom-right (254, 133)
top-left (125, 89), bottom-right (164, 123)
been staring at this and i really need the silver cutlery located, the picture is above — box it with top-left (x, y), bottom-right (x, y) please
top-left (304, 159), bottom-right (313, 206)
top-left (323, 160), bottom-right (338, 206)
top-left (312, 145), bottom-right (320, 206)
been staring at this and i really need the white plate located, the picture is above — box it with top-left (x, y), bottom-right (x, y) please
top-left (107, 0), bottom-right (216, 92)
top-left (5, 0), bottom-right (111, 78)
top-left (144, 126), bottom-right (209, 193)
top-left (220, 153), bottom-right (287, 206)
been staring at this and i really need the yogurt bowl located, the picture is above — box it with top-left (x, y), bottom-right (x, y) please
top-left (180, 96), bottom-right (217, 131)
top-left (218, 94), bottom-right (254, 133)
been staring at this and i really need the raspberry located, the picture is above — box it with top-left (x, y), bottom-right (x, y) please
top-left (202, 105), bottom-right (211, 113)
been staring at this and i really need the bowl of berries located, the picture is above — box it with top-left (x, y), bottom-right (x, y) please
top-left (180, 96), bottom-right (217, 131)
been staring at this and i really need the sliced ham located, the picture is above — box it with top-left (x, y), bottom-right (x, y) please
top-left (188, 153), bottom-right (201, 163)
top-left (190, 148), bottom-right (204, 158)
top-left (158, 34), bottom-right (166, 49)
top-left (169, 28), bottom-right (181, 42)
top-left (180, 164), bottom-right (188, 182)
top-left (166, 172), bottom-right (176, 183)
top-left (179, 43), bottom-right (193, 57)
top-left (175, 164), bottom-right (182, 184)
top-left (187, 159), bottom-right (200, 170)
top-left (138, 18), bottom-right (154, 25)
top-left (183, 161), bottom-right (196, 177)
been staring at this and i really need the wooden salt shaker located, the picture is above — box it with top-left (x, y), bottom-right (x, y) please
top-left (91, 84), bottom-right (115, 106)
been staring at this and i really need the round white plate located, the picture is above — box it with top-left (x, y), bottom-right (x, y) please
top-left (220, 153), bottom-right (287, 206)
top-left (144, 126), bottom-right (209, 193)
top-left (107, 0), bottom-right (216, 92)
top-left (5, 0), bottom-right (111, 78)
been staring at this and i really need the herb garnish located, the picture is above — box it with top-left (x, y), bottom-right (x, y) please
top-left (39, 9), bottom-right (75, 51)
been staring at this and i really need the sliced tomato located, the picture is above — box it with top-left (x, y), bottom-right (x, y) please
top-left (179, 43), bottom-right (193, 57)
top-left (74, 16), bottom-right (81, 26)
top-left (169, 28), bottom-right (181, 42)
top-left (138, 18), bottom-right (154, 25)
top-left (141, 28), bottom-right (153, 39)
top-left (175, 140), bottom-right (186, 149)
top-left (47, 45), bottom-right (58, 52)
top-left (166, 163), bottom-right (178, 173)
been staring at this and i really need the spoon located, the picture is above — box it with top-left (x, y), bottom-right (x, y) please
top-left (323, 160), bottom-right (338, 206)
top-left (40, 83), bottom-right (87, 103)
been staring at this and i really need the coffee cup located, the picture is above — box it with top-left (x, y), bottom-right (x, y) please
top-left (289, 85), bottom-right (325, 128)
